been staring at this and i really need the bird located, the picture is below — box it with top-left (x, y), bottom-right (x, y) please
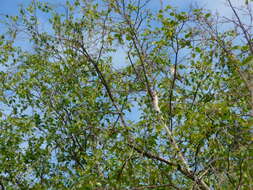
top-left (151, 90), bottom-right (161, 113)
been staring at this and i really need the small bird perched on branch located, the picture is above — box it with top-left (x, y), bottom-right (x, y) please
top-left (151, 90), bottom-right (161, 113)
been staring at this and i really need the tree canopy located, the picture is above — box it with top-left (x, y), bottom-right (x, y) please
top-left (0, 0), bottom-right (252, 189)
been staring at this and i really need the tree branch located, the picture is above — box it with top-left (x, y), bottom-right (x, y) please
top-left (131, 183), bottom-right (180, 190)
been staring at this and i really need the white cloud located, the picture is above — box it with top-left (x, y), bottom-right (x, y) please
top-left (168, 0), bottom-right (247, 17)
top-left (193, 0), bottom-right (247, 16)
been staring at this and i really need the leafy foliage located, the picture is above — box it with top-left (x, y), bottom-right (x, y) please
top-left (0, 0), bottom-right (252, 189)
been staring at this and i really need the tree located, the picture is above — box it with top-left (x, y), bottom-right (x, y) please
top-left (0, 0), bottom-right (252, 189)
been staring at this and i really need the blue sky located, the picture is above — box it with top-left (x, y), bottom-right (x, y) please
top-left (0, 0), bottom-right (246, 41)
top-left (0, 0), bottom-right (246, 18)
top-left (0, 0), bottom-right (248, 120)
top-left (0, 0), bottom-right (28, 15)
top-left (0, 0), bottom-right (247, 87)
